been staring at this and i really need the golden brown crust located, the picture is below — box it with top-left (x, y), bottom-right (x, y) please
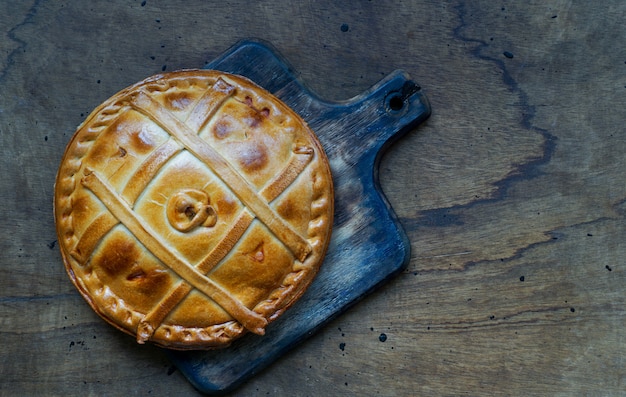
top-left (54, 70), bottom-right (333, 350)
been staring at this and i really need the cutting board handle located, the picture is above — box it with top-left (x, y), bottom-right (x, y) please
top-left (205, 39), bottom-right (430, 161)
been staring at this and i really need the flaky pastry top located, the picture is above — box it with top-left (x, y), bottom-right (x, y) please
top-left (54, 70), bottom-right (333, 349)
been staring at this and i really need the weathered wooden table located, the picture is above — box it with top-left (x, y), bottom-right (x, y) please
top-left (1, 2), bottom-right (624, 395)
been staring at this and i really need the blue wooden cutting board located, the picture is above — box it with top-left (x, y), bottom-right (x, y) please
top-left (165, 39), bottom-right (431, 394)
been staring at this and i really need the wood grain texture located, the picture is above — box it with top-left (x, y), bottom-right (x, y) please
top-left (1, 1), bottom-right (624, 396)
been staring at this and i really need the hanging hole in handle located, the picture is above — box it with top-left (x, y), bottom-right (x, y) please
top-left (384, 81), bottom-right (421, 115)
top-left (385, 92), bottom-right (405, 114)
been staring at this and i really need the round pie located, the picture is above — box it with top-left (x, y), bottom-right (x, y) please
top-left (54, 70), bottom-right (334, 350)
